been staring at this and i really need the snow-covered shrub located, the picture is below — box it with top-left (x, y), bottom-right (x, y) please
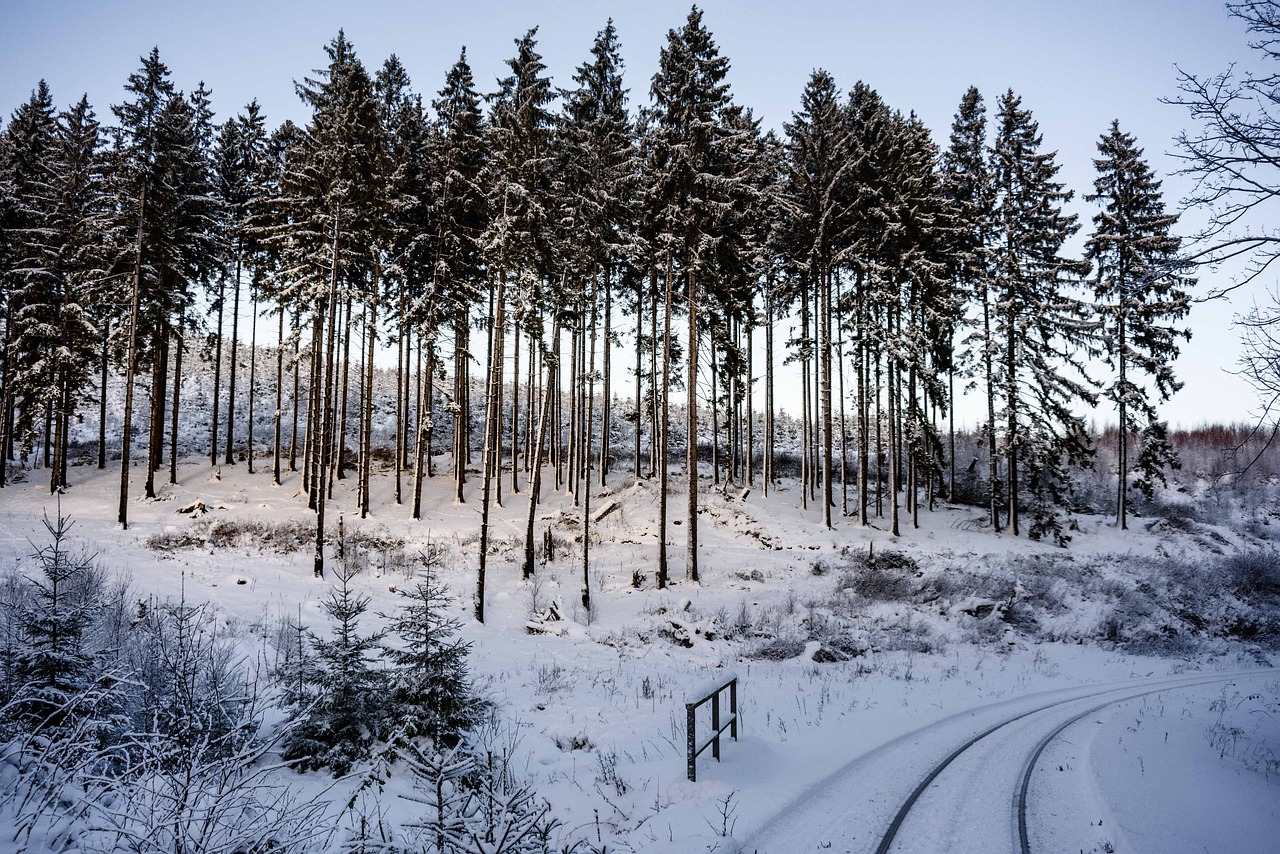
top-left (838, 548), bottom-right (919, 603)
top-left (121, 588), bottom-right (259, 768)
top-left (1221, 549), bottom-right (1280, 599)
top-left (400, 719), bottom-right (561, 853)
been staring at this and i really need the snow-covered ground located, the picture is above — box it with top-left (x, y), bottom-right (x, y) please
top-left (0, 455), bottom-right (1276, 853)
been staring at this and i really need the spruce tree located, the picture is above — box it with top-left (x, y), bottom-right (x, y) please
top-left (9, 511), bottom-right (103, 730)
top-left (423, 49), bottom-right (487, 516)
top-left (2, 87), bottom-right (108, 492)
top-left (648, 5), bottom-right (738, 584)
top-left (784, 69), bottom-right (851, 529)
top-left (943, 86), bottom-right (1000, 526)
top-left (1085, 121), bottom-right (1192, 528)
top-left (383, 562), bottom-right (480, 747)
top-left (264, 32), bottom-right (382, 576)
top-left (282, 562), bottom-right (388, 775)
top-left (1, 83), bottom-right (58, 479)
top-left (477, 28), bottom-right (554, 621)
top-left (990, 91), bottom-right (1096, 544)
top-left (109, 49), bottom-right (219, 524)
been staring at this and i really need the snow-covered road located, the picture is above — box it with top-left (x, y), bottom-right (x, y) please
top-left (741, 671), bottom-right (1279, 854)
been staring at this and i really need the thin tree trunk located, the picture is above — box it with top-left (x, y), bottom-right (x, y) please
top-left (658, 258), bottom-right (672, 590)
top-left (169, 311), bottom-right (184, 484)
top-left (454, 320), bottom-right (467, 503)
top-left (395, 292), bottom-right (405, 505)
top-left (225, 245), bottom-right (241, 466)
top-left (0, 303), bottom-right (13, 486)
top-left (511, 320), bottom-right (520, 494)
top-left (290, 311), bottom-right (300, 473)
top-left (98, 319), bottom-right (109, 470)
top-left (711, 343), bottom-right (719, 487)
top-left (600, 265), bottom-right (612, 486)
top-left (476, 275), bottom-right (505, 625)
top-left (523, 321), bottom-right (559, 579)
top-left (821, 266), bottom-right (834, 530)
top-left (857, 271), bottom-right (869, 526)
top-left (211, 269), bottom-right (225, 467)
top-left (314, 222), bottom-right (341, 579)
top-left (145, 326), bottom-right (167, 499)
top-left (800, 285), bottom-right (810, 511)
top-left (981, 281), bottom-right (1000, 532)
top-left (118, 181), bottom-right (145, 529)
top-left (1006, 300), bottom-right (1019, 537)
top-left (746, 312), bottom-right (754, 489)
top-left (686, 267), bottom-right (699, 584)
top-left (634, 270), bottom-right (644, 481)
top-left (1117, 312), bottom-right (1128, 529)
top-left (837, 274), bottom-right (849, 517)
top-left (360, 268), bottom-right (377, 519)
top-left (764, 280), bottom-right (775, 497)
top-left (274, 309), bottom-right (284, 485)
top-left (947, 365), bottom-right (955, 502)
top-left (336, 296), bottom-right (353, 486)
top-left (247, 286), bottom-right (258, 475)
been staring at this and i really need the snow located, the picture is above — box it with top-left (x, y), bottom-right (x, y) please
top-left (0, 454), bottom-right (1276, 852)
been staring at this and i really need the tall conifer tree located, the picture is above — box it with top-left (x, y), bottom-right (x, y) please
top-left (1086, 121), bottom-right (1192, 528)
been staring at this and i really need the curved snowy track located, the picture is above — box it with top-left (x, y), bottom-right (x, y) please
top-left (742, 669), bottom-right (1277, 854)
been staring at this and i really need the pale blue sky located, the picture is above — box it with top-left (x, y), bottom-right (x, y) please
top-left (0, 0), bottom-right (1258, 428)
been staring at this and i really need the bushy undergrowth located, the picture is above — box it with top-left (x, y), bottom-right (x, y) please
top-left (147, 515), bottom-right (405, 557)
top-left (738, 542), bottom-right (1280, 664)
top-left (0, 513), bottom-right (562, 853)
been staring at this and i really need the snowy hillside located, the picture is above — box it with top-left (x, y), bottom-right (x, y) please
top-left (0, 449), bottom-right (1276, 853)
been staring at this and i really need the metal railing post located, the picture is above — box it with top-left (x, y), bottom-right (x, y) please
top-left (711, 696), bottom-right (721, 761)
top-left (730, 678), bottom-right (738, 740)
top-left (686, 701), bottom-right (697, 782)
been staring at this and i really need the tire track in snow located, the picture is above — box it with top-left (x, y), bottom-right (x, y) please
top-left (741, 669), bottom-right (1276, 854)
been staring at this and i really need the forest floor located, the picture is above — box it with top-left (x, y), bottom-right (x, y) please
top-left (0, 455), bottom-right (1276, 853)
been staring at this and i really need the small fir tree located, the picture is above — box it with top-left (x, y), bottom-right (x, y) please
top-left (282, 562), bottom-right (388, 775)
top-left (9, 509), bottom-right (103, 730)
top-left (383, 556), bottom-right (482, 748)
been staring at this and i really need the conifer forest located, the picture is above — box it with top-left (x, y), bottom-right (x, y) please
top-left (1, 3), bottom-right (1278, 853)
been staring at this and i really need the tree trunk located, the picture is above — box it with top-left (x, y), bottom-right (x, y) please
top-left (314, 222), bottom-right (341, 579)
top-left (523, 321), bottom-right (559, 579)
top-left (336, 296), bottom-right (353, 486)
top-left (1117, 312), bottom-right (1128, 529)
top-left (145, 324), bottom-right (168, 500)
top-left (454, 321), bottom-right (467, 503)
top-left (821, 266), bottom-right (834, 530)
top-left (274, 309), bottom-right (284, 485)
top-left (118, 181), bottom-right (145, 529)
top-left (247, 286), bottom-right (259, 475)
top-left (476, 277), bottom-right (505, 625)
top-left (634, 270), bottom-right (644, 481)
top-left (658, 258), bottom-right (672, 590)
top-left (211, 269), bottom-right (225, 467)
top-left (747, 311), bottom-right (755, 489)
top-left (857, 270), bottom-right (869, 526)
top-left (600, 264), bottom-right (612, 486)
top-left (290, 311), bottom-right (300, 473)
top-left (97, 319), bottom-right (109, 470)
top-left (686, 267), bottom-right (699, 584)
top-left (225, 245), bottom-right (241, 466)
top-left (764, 278), bottom-right (775, 497)
top-left (360, 264), bottom-right (378, 519)
top-left (169, 310), bottom-right (184, 484)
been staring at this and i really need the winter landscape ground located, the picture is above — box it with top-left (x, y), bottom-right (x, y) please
top-left (6, 2), bottom-right (1280, 852)
top-left (0, 424), bottom-right (1277, 853)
